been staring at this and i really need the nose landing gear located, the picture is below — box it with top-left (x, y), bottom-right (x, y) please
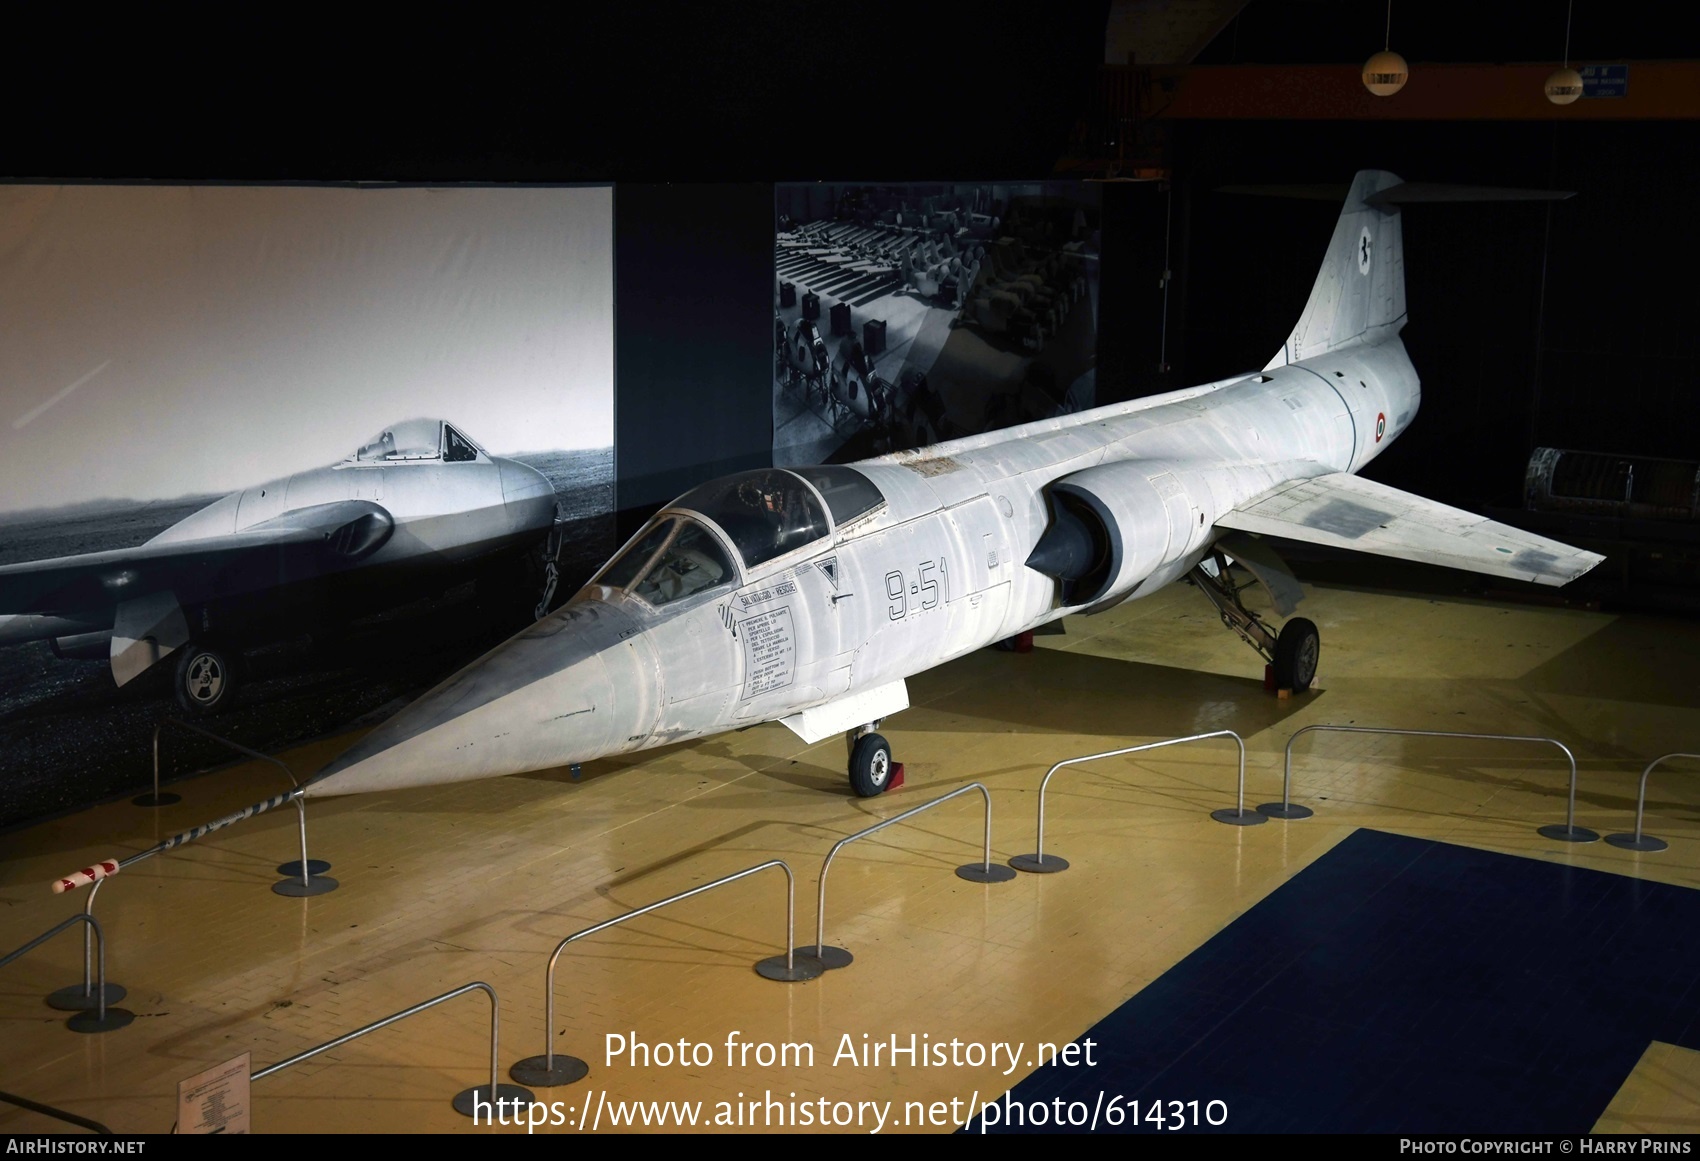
top-left (846, 722), bottom-right (904, 797)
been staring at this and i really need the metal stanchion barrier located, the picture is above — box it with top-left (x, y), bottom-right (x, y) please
top-left (796, 782), bottom-right (1015, 971)
top-left (1266, 724), bottom-right (1597, 842)
top-left (1011, 730), bottom-right (1254, 874)
top-left (48, 782), bottom-right (332, 1003)
top-left (250, 981), bottom-right (529, 1119)
top-left (511, 860), bottom-right (819, 1088)
top-left (146, 718), bottom-right (334, 892)
top-left (132, 724), bottom-right (182, 807)
top-left (1, 914), bottom-right (133, 1033)
top-left (0, 1090), bottom-right (112, 1135)
top-left (1605, 752), bottom-right (1700, 853)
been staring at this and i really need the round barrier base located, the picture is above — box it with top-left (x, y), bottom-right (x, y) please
top-left (1009, 853), bottom-right (1069, 874)
top-left (1258, 802), bottom-right (1315, 820)
top-left (792, 945), bottom-right (853, 970)
top-left (453, 1082), bottom-right (535, 1118)
top-left (1606, 832), bottom-right (1669, 853)
top-left (276, 859), bottom-right (332, 877)
top-left (1211, 808), bottom-right (1267, 827)
top-left (509, 1056), bottom-right (589, 1088)
top-left (47, 983), bottom-right (127, 1011)
top-left (67, 1007), bottom-right (134, 1034)
top-left (756, 954), bottom-right (824, 982)
top-left (1537, 824), bottom-right (1600, 844)
top-left (956, 863), bottom-right (1017, 883)
top-left (132, 792), bottom-right (181, 808)
top-left (273, 875), bottom-right (339, 897)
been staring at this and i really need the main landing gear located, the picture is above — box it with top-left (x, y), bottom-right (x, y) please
top-left (846, 722), bottom-right (903, 797)
top-left (1188, 549), bottom-right (1320, 693)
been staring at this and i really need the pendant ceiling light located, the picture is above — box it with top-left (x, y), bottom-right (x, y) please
top-left (1362, 1), bottom-right (1408, 97)
top-left (1545, 0), bottom-right (1583, 105)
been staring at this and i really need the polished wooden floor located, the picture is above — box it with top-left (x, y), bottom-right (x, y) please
top-left (4, 576), bottom-right (1700, 1134)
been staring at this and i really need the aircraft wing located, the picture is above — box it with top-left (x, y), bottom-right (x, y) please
top-left (1214, 472), bottom-right (1604, 587)
top-left (0, 500), bottom-right (394, 615)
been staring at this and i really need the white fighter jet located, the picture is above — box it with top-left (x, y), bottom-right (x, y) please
top-left (307, 172), bottom-right (1603, 800)
top-left (0, 419), bottom-right (559, 714)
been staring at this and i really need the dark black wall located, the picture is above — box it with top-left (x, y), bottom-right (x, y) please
top-left (613, 184), bottom-right (774, 535)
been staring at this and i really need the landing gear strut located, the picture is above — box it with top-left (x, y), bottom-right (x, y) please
top-left (1188, 549), bottom-right (1320, 692)
top-left (846, 722), bottom-right (900, 797)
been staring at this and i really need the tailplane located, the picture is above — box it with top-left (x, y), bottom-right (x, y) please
top-left (1266, 169), bottom-right (1407, 368)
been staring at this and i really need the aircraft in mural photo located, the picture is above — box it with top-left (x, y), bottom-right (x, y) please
top-left (308, 170), bottom-right (1604, 802)
top-left (0, 418), bottom-right (560, 716)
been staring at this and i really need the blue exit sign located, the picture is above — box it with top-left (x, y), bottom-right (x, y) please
top-left (1580, 64), bottom-right (1628, 98)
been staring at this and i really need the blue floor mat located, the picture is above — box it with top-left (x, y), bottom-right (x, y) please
top-left (975, 828), bottom-right (1700, 1133)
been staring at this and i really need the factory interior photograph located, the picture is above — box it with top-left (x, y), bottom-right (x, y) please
top-left (2, 0), bottom-right (1699, 1140)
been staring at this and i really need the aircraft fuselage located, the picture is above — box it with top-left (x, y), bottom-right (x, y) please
top-left (308, 339), bottom-right (1420, 795)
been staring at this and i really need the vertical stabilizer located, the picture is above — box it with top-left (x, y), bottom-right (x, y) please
top-left (1266, 170), bottom-right (1406, 368)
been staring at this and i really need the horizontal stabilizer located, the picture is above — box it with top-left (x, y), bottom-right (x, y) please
top-left (1215, 473), bottom-right (1604, 587)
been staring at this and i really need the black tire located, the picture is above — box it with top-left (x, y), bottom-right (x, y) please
top-left (1272, 617), bottom-right (1320, 693)
top-left (173, 641), bottom-right (241, 715)
top-left (848, 732), bottom-right (894, 798)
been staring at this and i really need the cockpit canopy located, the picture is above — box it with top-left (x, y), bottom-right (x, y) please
top-left (597, 516), bottom-right (736, 607)
top-left (669, 469), bottom-right (829, 569)
top-left (671, 466), bottom-right (885, 568)
top-left (352, 419), bottom-right (483, 464)
top-left (593, 466), bottom-right (886, 606)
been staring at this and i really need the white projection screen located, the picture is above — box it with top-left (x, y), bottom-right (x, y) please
top-left (0, 183), bottom-right (614, 822)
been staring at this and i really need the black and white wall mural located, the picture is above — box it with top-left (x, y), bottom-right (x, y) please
top-left (773, 181), bottom-right (1101, 466)
top-left (0, 183), bottom-right (613, 823)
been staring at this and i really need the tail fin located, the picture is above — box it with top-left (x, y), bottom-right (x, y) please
top-left (1266, 169), bottom-right (1406, 369)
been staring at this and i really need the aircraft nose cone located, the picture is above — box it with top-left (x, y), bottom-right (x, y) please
top-left (498, 457), bottom-right (555, 506)
top-left (306, 600), bottom-right (660, 797)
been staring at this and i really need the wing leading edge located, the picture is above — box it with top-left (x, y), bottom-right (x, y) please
top-left (1214, 472), bottom-right (1604, 587)
top-left (0, 500), bottom-right (394, 615)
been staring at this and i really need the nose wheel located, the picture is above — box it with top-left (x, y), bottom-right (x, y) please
top-left (847, 726), bottom-right (902, 797)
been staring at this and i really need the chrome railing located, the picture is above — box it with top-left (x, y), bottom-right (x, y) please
top-left (251, 981), bottom-right (527, 1119)
top-left (1606, 752), bottom-right (1700, 853)
top-left (1270, 725), bottom-right (1596, 842)
top-left (511, 860), bottom-right (818, 1088)
top-left (1011, 730), bottom-right (1254, 874)
top-left (805, 782), bottom-right (1014, 967)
